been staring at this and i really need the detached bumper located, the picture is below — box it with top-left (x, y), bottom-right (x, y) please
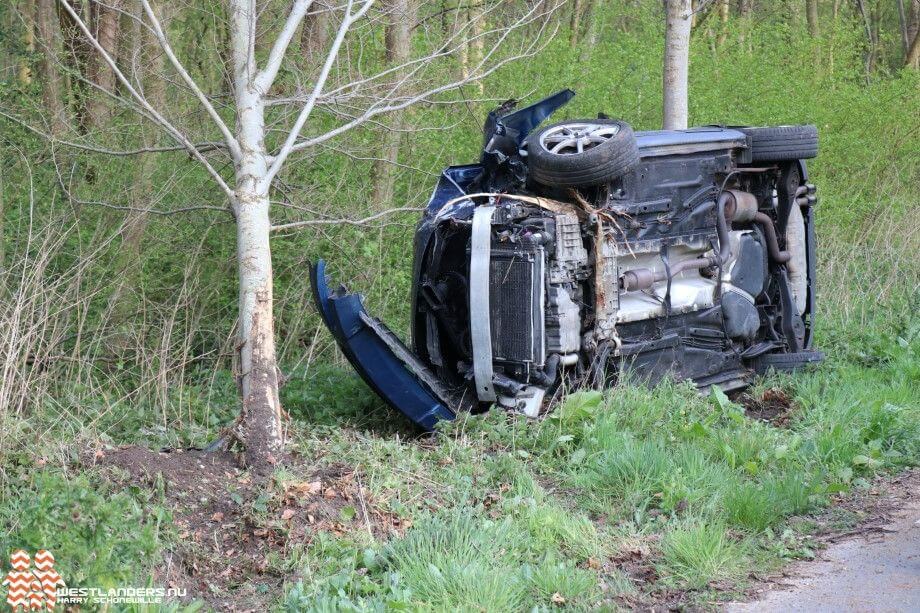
top-left (310, 260), bottom-right (456, 430)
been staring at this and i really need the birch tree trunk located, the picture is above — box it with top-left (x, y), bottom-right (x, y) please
top-left (231, 0), bottom-right (283, 471)
top-left (663, 0), bottom-right (692, 130)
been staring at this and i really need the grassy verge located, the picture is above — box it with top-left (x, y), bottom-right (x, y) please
top-left (272, 323), bottom-right (917, 609)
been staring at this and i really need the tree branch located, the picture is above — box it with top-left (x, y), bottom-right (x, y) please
top-left (265, 0), bottom-right (375, 184)
top-left (55, 0), bottom-right (238, 209)
top-left (0, 109), bottom-right (226, 156)
top-left (285, 7), bottom-right (554, 156)
top-left (140, 0), bottom-right (242, 161)
top-left (255, 0), bottom-right (314, 93)
top-left (271, 206), bottom-right (422, 232)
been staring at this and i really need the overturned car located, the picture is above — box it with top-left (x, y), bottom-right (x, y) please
top-left (312, 90), bottom-right (822, 429)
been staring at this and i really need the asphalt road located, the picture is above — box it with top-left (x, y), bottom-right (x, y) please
top-left (728, 497), bottom-right (920, 613)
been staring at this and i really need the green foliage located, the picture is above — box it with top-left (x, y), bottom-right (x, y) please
top-left (0, 472), bottom-right (164, 588)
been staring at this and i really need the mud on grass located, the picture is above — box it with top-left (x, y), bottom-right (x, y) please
top-left (737, 387), bottom-right (797, 427)
top-left (96, 446), bottom-right (406, 611)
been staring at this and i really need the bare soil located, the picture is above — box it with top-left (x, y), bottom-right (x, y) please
top-left (93, 446), bottom-right (406, 612)
top-left (739, 387), bottom-right (796, 427)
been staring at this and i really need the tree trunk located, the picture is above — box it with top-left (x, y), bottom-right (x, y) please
top-left (373, 0), bottom-right (413, 208)
top-left (717, 0), bottom-right (729, 46)
top-left (907, 25), bottom-right (920, 67)
top-left (384, 0), bottom-right (411, 62)
top-left (19, 0), bottom-right (35, 86)
top-left (909, 0), bottom-right (920, 44)
top-left (470, 4), bottom-right (484, 95)
top-left (897, 0), bottom-right (910, 56)
top-left (806, 0), bottom-right (819, 36)
top-left (84, 0), bottom-right (121, 127)
top-left (36, 0), bottom-right (68, 135)
top-left (663, 0), bottom-right (692, 130)
top-left (300, 0), bottom-right (329, 65)
top-left (107, 0), bottom-right (170, 336)
top-left (854, 0), bottom-right (873, 78)
top-left (231, 0), bottom-right (283, 472)
top-left (737, 0), bottom-right (752, 49)
top-left (570, 0), bottom-right (583, 47)
top-left (0, 160), bottom-right (5, 276)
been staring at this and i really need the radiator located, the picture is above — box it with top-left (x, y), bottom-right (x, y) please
top-left (488, 246), bottom-right (546, 366)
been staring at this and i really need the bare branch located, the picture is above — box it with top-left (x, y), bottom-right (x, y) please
top-left (265, 0), bottom-right (375, 184)
top-left (140, 0), bottom-right (242, 161)
top-left (286, 18), bottom-right (555, 155)
top-left (271, 206), bottom-right (422, 232)
top-left (0, 110), bottom-right (226, 156)
top-left (55, 0), bottom-right (238, 208)
top-left (255, 0), bottom-right (314, 93)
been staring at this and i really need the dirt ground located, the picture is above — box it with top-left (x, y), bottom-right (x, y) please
top-left (728, 467), bottom-right (920, 612)
top-left (95, 446), bottom-right (407, 611)
top-left (92, 447), bottom-right (918, 612)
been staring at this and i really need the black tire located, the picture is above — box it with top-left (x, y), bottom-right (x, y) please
top-left (525, 119), bottom-right (639, 187)
top-left (739, 125), bottom-right (818, 161)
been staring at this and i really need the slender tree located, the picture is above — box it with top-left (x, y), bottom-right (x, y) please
top-left (663, 0), bottom-right (692, 129)
top-left (35, 0), bottom-right (68, 135)
top-left (372, 0), bottom-right (413, 208)
top-left (84, 0), bottom-right (122, 127)
top-left (806, 0), bottom-right (819, 36)
top-left (18, 1), bottom-right (35, 86)
top-left (300, 1), bottom-right (330, 63)
top-left (52, 0), bottom-right (551, 472)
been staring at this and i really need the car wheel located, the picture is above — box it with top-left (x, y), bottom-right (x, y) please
top-left (525, 119), bottom-right (639, 187)
top-left (739, 125), bottom-right (818, 161)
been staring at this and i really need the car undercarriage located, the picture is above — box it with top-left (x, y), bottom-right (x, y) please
top-left (312, 90), bottom-right (823, 429)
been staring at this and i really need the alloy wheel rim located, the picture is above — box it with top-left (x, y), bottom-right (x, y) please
top-left (539, 123), bottom-right (620, 155)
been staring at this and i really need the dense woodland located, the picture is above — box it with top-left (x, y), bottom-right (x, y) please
top-left (0, 1), bottom-right (918, 610)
